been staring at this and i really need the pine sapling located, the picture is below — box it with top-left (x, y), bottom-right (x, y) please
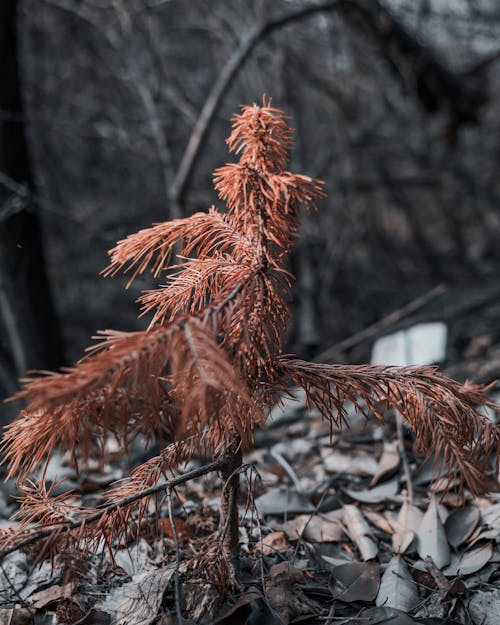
top-left (1, 99), bottom-right (499, 579)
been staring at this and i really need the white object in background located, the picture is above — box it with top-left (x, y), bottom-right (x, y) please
top-left (371, 322), bottom-right (447, 366)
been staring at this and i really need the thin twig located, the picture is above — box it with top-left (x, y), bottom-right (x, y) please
top-left (0, 459), bottom-right (224, 560)
top-left (247, 467), bottom-right (267, 597)
top-left (166, 486), bottom-right (183, 625)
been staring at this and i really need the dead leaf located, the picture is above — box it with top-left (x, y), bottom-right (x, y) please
top-left (442, 543), bottom-right (493, 577)
top-left (392, 500), bottom-right (423, 554)
top-left (413, 454), bottom-right (451, 486)
top-left (329, 562), bottom-right (380, 602)
top-left (255, 488), bottom-right (313, 515)
top-left (29, 583), bottom-right (75, 609)
top-left (344, 478), bottom-right (399, 504)
top-left (468, 589), bottom-right (500, 624)
top-left (481, 502), bottom-right (500, 532)
top-left (343, 505), bottom-right (378, 560)
top-left (363, 509), bottom-right (395, 535)
top-left (360, 606), bottom-right (417, 624)
top-left (376, 555), bottom-right (418, 611)
top-left (0, 608), bottom-right (32, 625)
top-left (322, 553), bottom-right (354, 569)
top-left (257, 531), bottom-right (290, 555)
top-left (158, 517), bottom-right (191, 542)
top-left (283, 511), bottom-right (344, 542)
top-left (444, 506), bottom-right (480, 549)
top-left (416, 496), bottom-right (450, 569)
top-left (115, 540), bottom-right (150, 577)
top-left (370, 441), bottom-right (400, 487)
top-left (96, 565), bottom-right (174, 625)
top-left (0, 553), bottom-right (28, 602)
top-left (321, 448), bottom-right (378, 476)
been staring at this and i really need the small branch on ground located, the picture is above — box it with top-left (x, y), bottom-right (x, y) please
top-left (0, 458), bottom-right (225, 561)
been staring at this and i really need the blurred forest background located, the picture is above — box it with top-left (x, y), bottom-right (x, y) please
top-left (2, 0), bottom-right (500, 416)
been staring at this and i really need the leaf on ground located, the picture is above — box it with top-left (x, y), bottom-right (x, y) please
top-left (481, 502), bottom-right (500, 532)
top-left (0, 608), bottom-right (32, 625)
top-left (444, 506), bottom-right (480, 549)
top-left (211, 588), bottom-right (260, 623)
top-left (416, 496), bottom-right (450, 569)
top-left (343, 504), bottom-right (378, 560)
top-left (283, 511), bottom-right (344, 542)
top-left (269, 387), bottom-right (307, 424)
top-left (468, 589), bottom-right (500, 624)
top-left (344, 478), bottom-right (399, 504)
top-left (370, 441), bottom-right (400, 487)
top-left (413, 454), bottom-right (451, 486)
top-left (363, 509), bottom-right (396, 536)
top-left (0, 553), bottom-right (28, 602)
top-left (115, 540), bottom-right (150, 577)
top-left (329, 562), bottom-right (380, 602)
top-left (442, 543), bottom-right (493, 577)
top-left (322, 553), bottom-right (354, 569)
top-left (96, 565), bottom-right (175, 625)
top-left (257, 531), bottom-right (291, 555)
top-left (392, 500), bottom-right (423, 554)
top-left (255, 488), bottom-right (313, 515)
top-left (19, 560), bottom-right (60, 601)
top-left (360, 606), bottom-right (417, 624)
top-left (29, 583), bottom-right (75, 609)
top-left (321, 448), bottom-right (378, 476)
top-left (376, 555), bottom-right (419, 611)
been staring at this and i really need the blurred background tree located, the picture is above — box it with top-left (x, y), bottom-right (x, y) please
top-left (2, 0), bottom-right (500, 411)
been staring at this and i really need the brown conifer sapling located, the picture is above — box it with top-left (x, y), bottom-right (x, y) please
top-left (1, 100), bottom-right (499, 575)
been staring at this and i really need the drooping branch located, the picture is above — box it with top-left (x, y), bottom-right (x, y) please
top-left (281, 358), bottom-right (500, 494)
top-left (0, 457), bottom-right (225, 561)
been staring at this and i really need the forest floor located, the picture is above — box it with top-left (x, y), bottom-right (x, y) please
top-left (0, 285), bottom-right (499, 625)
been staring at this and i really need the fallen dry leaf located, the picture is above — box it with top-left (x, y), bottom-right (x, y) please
top-left (442, 542), bottom-right (493, 577)
top-left (343, 504), bottom-right (378, 560)
top-left (283, 511), bottom-right (344, 542)
top-left (96, 565), bottom-right (175, 625)
top-left (370, 441), bottom-right (400, 487)
top-left (321, 447), bottom-right (378, 476)
top-left (344, 478), bottom-right (399, 504)
top-left (363, 509), bottom-right (395, 535)
top-left (376, 555), bottom-right (418, 611)
top-left (444, 506), bottom-right (480, 549)
top-left (392, 500), bottom-right (423, 554)
top-left (329, 562), bottom-right (380, 602)
top-left (255, 488), bottom-right (313, 515)
top-left (257, 531), bottom-right (291, 555)
top-left (28, 583), bottom-right (75, 609)
top-left (416, 496), bottom-right (450, 569)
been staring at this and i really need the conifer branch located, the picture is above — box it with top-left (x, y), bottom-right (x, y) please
top-left (0, 458), bottom-right (224, 560)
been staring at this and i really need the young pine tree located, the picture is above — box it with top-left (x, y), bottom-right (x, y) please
top-left (1, 99), bottom-right (499, 572)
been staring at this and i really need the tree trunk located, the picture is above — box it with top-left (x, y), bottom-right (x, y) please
top-left (219, 445), bottom-right (242, 574)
